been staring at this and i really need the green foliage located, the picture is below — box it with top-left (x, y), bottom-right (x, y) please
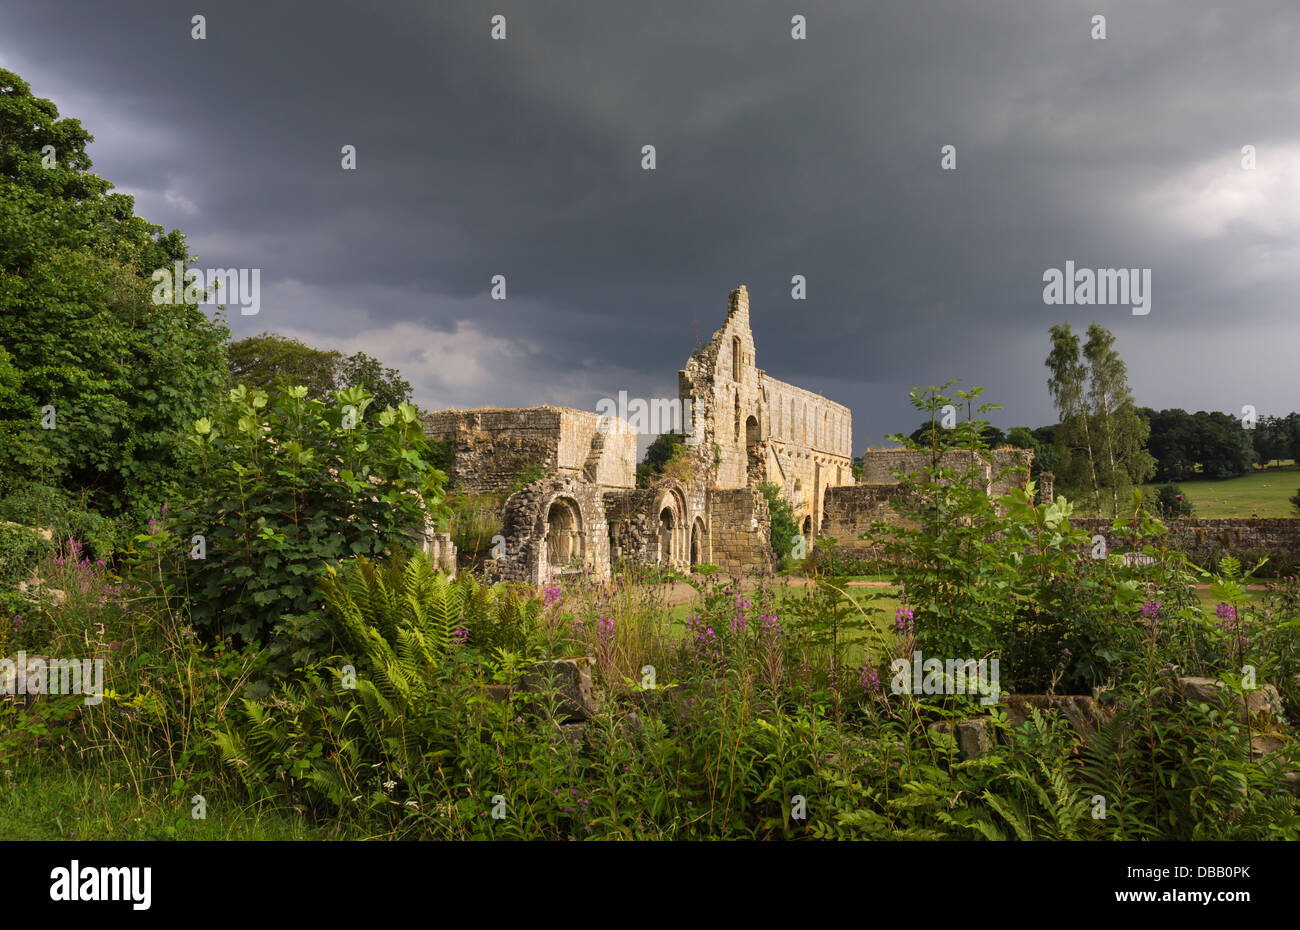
top-left (1045, 323), bottom-right (1154, 515)
top-left (637, 432), bottom-right (688, 488)
top-left (509, 460), bottom-right (548, 493)
top-left (757, 481), bottom-right (798, 559)
top-left (228, 333), bottom-right (415, 416)
top-left (336, 351), bottom-right (413, 413)
top-left (0, 484), bottom-right (124, 562)
top-left (1142, 407), bottom-right (1260, 482)
top-left (0, 522), bottom-right (52, 588)
top-left (227, 333), bottom-right (340, 400)
top-left (446, 493), bottom-right (504, 564)
top-left (140, 383), bottom-right (449, 650)
top-left (0, 68), bottom-right (229, 520)
top-left (871, 383), bottom-right (1186, 693)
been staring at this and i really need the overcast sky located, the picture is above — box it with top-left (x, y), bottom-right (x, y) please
top-left (4, 0), bottom-right (1297, 451)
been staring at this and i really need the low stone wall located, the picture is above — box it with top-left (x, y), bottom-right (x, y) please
top-left (1073, 517), bottom-right (1300, 570)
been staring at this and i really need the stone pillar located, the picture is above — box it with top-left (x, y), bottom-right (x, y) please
top-left (1039, 472), bottom-right (1054, 505)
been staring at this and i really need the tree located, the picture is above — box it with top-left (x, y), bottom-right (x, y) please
top-left (227, 333), bottom-right (340, 400)
top-left (757, 481), bottom-right (799, 559)
top-left (1008, 425), bottom-right (1060, 481)
top-left (337, 352), bottom-right (413, 412)
top-left (227, 334), bottom-right (415, 415)
top-left (1083, 323), bottom-right (1155, 512)
top-left (1045, 323), bottom-right (1101, 513)
top-left (1142, 407), bottom-right (1198, 481)
top-left (0, 68), bottom-right (229, 518)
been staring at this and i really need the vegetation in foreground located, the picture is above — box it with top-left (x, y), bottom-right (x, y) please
top-left (1, 382), bottom-right (1296, 841)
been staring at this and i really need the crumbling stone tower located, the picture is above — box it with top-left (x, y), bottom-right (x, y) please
top-left (679, 285), bottom-right (854, 535)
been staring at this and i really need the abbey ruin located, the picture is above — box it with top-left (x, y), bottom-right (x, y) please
top-left (423, 285), bottom-right (1030, 585)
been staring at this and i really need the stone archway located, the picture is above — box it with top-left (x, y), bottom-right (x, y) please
top-left (544, 497), bottom-right (583, 573)
top-left (802, 515), bottom-right (812, 536)
top-left (690, 517), bottom-right (705, 566)
top-left (657, 507), bottom-right (676, 564)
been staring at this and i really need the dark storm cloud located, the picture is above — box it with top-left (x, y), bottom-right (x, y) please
top-left (4, 0), bottom-right (1298, 447)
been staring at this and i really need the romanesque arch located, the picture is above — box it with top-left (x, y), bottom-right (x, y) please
top-left (544, 497), bottom-right (583, 571)
top-left (690, 516), bottom-right (706, 566)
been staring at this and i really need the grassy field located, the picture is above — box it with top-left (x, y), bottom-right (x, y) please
top-left (1141, 465), bottom-right (1300, 519)
top-left (0, 757), bottom-right (340, 840)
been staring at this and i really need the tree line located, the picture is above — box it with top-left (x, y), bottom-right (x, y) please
top-left (904, 320), bottom-right (1298, 517)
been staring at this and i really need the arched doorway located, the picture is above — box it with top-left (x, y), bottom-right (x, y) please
top-left (690, 517), bottom-right (705, 566)
top-left (658, 507), bottom-right (675, 564)
top-left (544, 498), bottom-right (583, 573)
top-left (802, 515), bottom-right (812, 537)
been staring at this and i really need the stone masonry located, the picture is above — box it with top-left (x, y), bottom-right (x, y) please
top-left (678, 285), bottom-right (854, 536)
top-left (422, 406), bottom-right (635, 495)
top-left (425, 286), bottom-right (850, 584)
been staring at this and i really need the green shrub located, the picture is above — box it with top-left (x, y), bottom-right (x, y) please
top-left (757, 481), bottom-right (799, 560)
top-left (139, 384), bottom-right (449, 649)
top-left (0, 485), bottom-right (123, 563)
top-left (0, 522), bottom-right (52, 588)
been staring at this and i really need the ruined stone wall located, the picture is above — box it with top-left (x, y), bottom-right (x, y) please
top-left (422, 531), bottom-right (458, 577)
top-left (818, 484), bottom-right (911, 560)
top-left (489, 475), bottom-right (611, 586)
top-left (1072, 517), bottom-right (1300, 571)
top-left (422, 406), bottom-right (635, 495)
top-left (989, 448), bottom-right (1034, 498)
top-left (678, 286), bottom-right (763, 490)
top-left (707, 487), bottom-right (774, 576)
top-left (677, 285), bottom-right (852, 533)
top-left (859, 449), bottom-right (991, 487)
top-left (604, 477), bottom-right (707, 570)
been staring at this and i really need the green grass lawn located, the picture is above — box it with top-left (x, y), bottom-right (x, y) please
top-left (0, 757), bottom-right (342, 840)
top-left (1141, 465), bottom-right (1300, 519)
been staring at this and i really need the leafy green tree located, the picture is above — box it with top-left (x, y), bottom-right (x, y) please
top-left (0, 68), bottom-right (229, 518)
top-left (1254, 416), bottom-right (1290, 468)
top-left (1008, 425), bottom-right (1059, 482)
top-left (636, 432), bottom-right (687, 487)
top-left (338, 351), bottom-right (413, 412)
top-left (227, 333), bottom-right (340, 400)
top-left (1083, 323), bottom-right (1155, 512)
top-left (228, 333), bottom-right (415, 417)
top-left (1046, 323), bottom-right (1101, 514)
top-left (1142, 407), bottom-right (1198, 481)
